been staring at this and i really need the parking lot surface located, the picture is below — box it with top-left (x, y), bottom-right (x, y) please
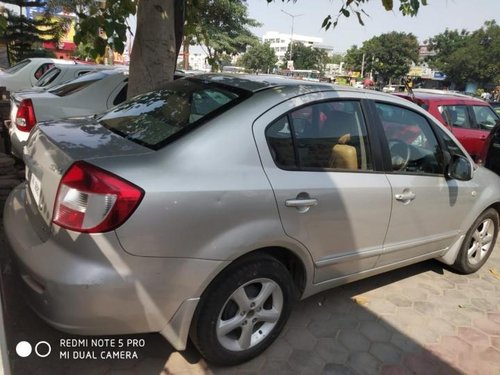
top-left (0, 153), bottom-right (499, 375)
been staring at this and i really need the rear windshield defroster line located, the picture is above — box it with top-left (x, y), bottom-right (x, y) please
top-left (98, 78), bottom-right (252, 150)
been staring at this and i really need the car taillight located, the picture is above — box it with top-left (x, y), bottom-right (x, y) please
top-left (53, 161), bottom-right (144, 233)
top-left (15, 99), bottom-right (37, 132)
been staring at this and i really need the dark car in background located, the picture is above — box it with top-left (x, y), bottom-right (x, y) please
top-left (395, 90), bottom-right (499, 162)
top-left (480, 121), bottom-right (500, 175)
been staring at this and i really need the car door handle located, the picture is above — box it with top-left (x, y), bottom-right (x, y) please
top-left (285, 198), bottom-right (318, 208)
top-left (285, 193), bottom-right (318, 213)
top-left (395, 190), bottom-right (416, 203)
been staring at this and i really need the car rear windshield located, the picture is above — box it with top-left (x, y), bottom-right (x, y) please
top-left (35, 67), bottom-right (61, 87)
top-left (49, 71), bottom-right (109, 96)
top-left (98, 78), bottom-right (249, 150)
top-left (4, 59), bottom-right (30, 74)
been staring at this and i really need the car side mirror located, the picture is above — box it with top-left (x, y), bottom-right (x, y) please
top-left (447, 154), bottom-right (473, 181)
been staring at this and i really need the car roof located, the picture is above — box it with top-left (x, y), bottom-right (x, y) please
top-left (49, 64), bottom-right (113, 71)
top-left (395, 90), bottom-right (488, 104)
top-left (189, 73), bottom-right (335, 93)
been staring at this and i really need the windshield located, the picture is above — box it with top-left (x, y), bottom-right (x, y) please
top-left (4, 59), bottom-right (30, 74)
top-left (98, 78), bottom-right (249, 150)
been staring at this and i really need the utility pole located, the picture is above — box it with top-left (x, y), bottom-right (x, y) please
top-left (361, 53), bottom-right (365, 78)
top-left (281, 10), bottom-right (303, 69)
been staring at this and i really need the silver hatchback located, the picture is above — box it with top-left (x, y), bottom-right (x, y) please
top-left (4, 75), bottom-right (500, 365)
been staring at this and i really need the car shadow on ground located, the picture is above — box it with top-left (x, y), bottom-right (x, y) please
top-left (1, 225), bottom-right (477, 375)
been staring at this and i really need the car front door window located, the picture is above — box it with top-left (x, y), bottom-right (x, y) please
top-left (376, 103), bottom-right (444, 175)
top-left (471, 106), bottom-right (498, 131)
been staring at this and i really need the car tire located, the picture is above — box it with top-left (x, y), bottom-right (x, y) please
top-left (452, 208), bottom-right (499, 274)
top-left (190, 254), bottom-right (297, 365)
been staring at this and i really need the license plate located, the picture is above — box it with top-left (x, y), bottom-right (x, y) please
top-left (29, 172), bottom-right (42, 206)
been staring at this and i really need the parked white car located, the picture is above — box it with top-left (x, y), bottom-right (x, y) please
top-left (28, 64), bottom-right (115, 92)
top-left (0, 58), bottom-right (77, 93)
top-left (8, 68), bottom-right (128, 159)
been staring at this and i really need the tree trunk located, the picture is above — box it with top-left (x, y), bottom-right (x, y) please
top-left (128, 0), bottom-right (179, 98)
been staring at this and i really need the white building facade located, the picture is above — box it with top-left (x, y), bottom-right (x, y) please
top-left (262, 31), bottom-right (324, 65)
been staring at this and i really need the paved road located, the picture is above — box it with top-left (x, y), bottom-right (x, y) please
top-left (0, 154), bottom-right (500, 374)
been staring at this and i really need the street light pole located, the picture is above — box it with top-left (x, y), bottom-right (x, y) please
top-left (281, 10), bottom-right (303, 66)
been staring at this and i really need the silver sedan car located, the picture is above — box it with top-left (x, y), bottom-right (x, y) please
top-left (4, 75), bottom-right (500, 365)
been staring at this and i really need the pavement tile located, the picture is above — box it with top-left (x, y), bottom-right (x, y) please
top-left (390, 332), bottom-right (422, 353)
top-left (287, 349), bottom-right (324, 374)
top-left (263, 337), bottom-right (292, 360)
top-left (347, 351), bottom-right (380, 375)
top-left (477, 347), bottom-right (500, 364)
top-left (457, 327), bottom-right (490, 350)
top-left (491, 336), bottom-right (500, 350)
top-left (402, 351), bottom-right (444, 375)
top-left (284, 327), bottom-right (317, 351)
top-left (322, 363), bottom-right (355, 375)
top-left (359, 321), bottom-right (392, 342)
top-left (473, 317), bottom-right (500, 335)
top-left (379, 364), bottom-right (414, 375)
top-left (488, 312), bottom-right (500, 325)
top-left (414, 301), bottom-right (440, 316)
top-left (338, 331), bottom-right (370, 352)
top-left (258, 360), bottom-right (294, 375)
top-left (136, 357), bottom-right (169, 374)
top-left (385, 294), bottom-right (412, 308)
top-left (314, 338), bottom-right (349, 364)
top-left (471, 298), bottom-right (498, 312)
top-left (308, 314), bottom-right (358, 338)
top-left (369, 342), bottom-right (401, 364)
top-left (441, 310), bottom-right (472, 327)
top-left (408, 325), bottom-right (441, 345)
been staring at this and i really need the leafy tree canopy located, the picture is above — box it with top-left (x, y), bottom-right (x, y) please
top-left (185, 0), bottom-right (260, 71)
top-left (344, 31), bottom-right (419, 82)
top-left (48, 0), bottom-right (136, 59)
top-left (426, 20), bottom-right (500, 87)
top-left (1, 1), bottom-right (66, 64)
top-left (238, 41), bottom-right (277, 73)
top-left (283, 42), bottom-right (329, 71)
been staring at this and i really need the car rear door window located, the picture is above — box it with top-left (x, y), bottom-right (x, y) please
top-left (376, 102), bottom-right (444, 175)
top-left (266, 100), bottom-right (372, 171)
top-left (439, 105), bottom-right (473, 129)
top-left (471, 105), bottom-right (498, 130)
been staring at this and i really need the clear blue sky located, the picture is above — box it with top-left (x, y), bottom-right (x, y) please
top-left (247, 0), bottom-right (500, 52)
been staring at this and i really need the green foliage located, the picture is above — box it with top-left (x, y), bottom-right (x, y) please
top-left (185, 0), bottom-right (260, 71)
top-left (266, 0), bottom-right (426, 30)
top-left (344, 32), bottom-right (419, 82)
top-left (0, 1), bottom-right (67, 64)
top-left (238, 41), bottom-right (277, 73)
top-left (283, 42), bottom-right (329, 71)
top-left (50, 0), bottom-right (136, 58)
top-left (427, 20), bottom-right (500, 87)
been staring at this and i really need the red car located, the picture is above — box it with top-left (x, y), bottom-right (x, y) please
top-left (394, 90), bottom-right (499, 161)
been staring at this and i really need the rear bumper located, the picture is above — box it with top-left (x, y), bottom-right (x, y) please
top-left (3, 185), bottom-right (224, 349)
